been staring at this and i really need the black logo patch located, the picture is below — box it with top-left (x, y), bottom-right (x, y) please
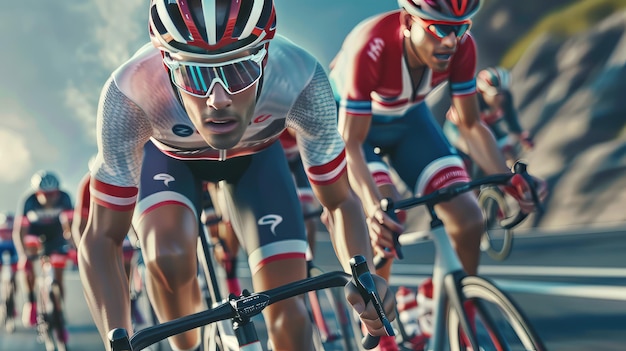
top-left (172, 124), bottom-right (194, 137)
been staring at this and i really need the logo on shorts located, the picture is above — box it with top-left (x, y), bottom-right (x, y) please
top-left (153, 173), bottom-right (175, 187)
top-left (258, 214), bottom-right (283, 236)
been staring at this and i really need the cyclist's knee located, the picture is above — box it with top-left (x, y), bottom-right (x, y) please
top-left (266, 300), bottom-right (311, 344)
top-left (441, 198), bottom-right (484, 238)
top-left (144, 250), bottom-right (197, 288)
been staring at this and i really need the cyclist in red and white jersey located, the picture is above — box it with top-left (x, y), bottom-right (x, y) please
top-left (444, 66), bottom-right (535, 177)
top-left (12, 170), bottom-right (73, 334)
top-left (77, 1), bottom-right (395, 350)
top-left (329, 1), bottom-right (546, 348)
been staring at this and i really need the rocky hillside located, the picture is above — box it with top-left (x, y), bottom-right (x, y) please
top-left (408, 6), bottom-right (626, 232)
top-left (513, 10), bottom-right (626, 228)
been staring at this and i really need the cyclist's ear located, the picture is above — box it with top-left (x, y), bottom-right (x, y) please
top-left (400, 11), bottom-right (413, 36)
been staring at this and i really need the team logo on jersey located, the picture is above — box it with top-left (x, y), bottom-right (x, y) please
top-left (253, 114), bottom-right (272, 123)
top-left (172, 124), bottom-right (195, 137)
top-left (153, 173), bottom-right (175, 187)
top-left (258, 214), bottom-right (283, 236)
top-left (367, 38), bottom-right (385, 62)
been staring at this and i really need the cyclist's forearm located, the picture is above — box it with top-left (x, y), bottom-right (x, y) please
top-left (12, 226), bottom-right (27, 257)
top-left (462, 123), bottom-right (510, 174)
top-left (344, 144), bottom-right (383, 216)
top-left (325, 191), bottom-right (375, 273)
top-left (79, 235), bottom-right (132, 350)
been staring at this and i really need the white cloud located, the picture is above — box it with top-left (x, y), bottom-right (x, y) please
top-left (64, 82), bottom-right (98, 140)
top-left (0, 128), bottom-right (32, 183)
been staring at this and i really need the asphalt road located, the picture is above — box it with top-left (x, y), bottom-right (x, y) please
top-left (1, 225), bottom-right (624, 351)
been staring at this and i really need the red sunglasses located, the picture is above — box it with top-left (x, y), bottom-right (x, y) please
top-left (414, 17), bottom-right (472, 40)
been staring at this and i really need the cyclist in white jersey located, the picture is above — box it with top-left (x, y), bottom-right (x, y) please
top-left (77, 1), bottom-right (395, 350)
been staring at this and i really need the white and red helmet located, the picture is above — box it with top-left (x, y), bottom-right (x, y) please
top-left (477, 67), bottom-right (511, 96)
top-left (149, 0), bottom-right (277, 60)
top-left (398, 0), bottom-right (481, 21)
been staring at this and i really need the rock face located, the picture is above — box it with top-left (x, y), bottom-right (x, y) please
top-left (513, 11), bottom-right (626, 228)
top-left (406, 10), bottom-right (626, 232)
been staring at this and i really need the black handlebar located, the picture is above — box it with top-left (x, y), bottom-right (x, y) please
top-left (375, 161), bottom-right (543, 269)
top-left (108, 255), bottom-right (392, 351)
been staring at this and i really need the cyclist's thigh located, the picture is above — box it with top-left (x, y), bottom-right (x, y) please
top-left (386, 102), bottom-right (470, 195)
top-left (219, 142), bottom-right (308, 280)
top-left (134, 141), bottom-right (204, 258)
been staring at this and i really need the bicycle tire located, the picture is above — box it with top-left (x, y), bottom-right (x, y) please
top-left (447, 276), bottom-right (547, 351)
top-left (478, 187), bottom-right (514, 261)
top-left (1, 277), bottom-right (16, 333)
top-left (36, 284), bottom-right (59, 351)
top-left (307, 264), bottom-right (362, 351)
top-left (50, 281), bottom-right (68, 351)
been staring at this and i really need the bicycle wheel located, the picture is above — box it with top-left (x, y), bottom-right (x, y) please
top-left (307, 264), bottom-right (362, 351)
top-left (37, 286), bottom-right (57, 351)
top-left (447, 276), bottom-right (546, 351)
top-left (49, 281), bottom-right (68, 351)
top-left (478, 187), bottom-right (514, 261)
top-left (1, 277), bottom-right (16, 333)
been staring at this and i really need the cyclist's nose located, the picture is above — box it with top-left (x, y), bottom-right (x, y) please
top-left (207, 83), bottom-right (232, 110)
top-left (441, 32), bottom-right (457, 47)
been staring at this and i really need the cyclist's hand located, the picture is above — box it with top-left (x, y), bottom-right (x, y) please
top-left (345, 273), bottom-right (397, 336)
top-left (503, 174), bottom-right (548, 213)
top-left (366, 208), bottom-right (403, 259)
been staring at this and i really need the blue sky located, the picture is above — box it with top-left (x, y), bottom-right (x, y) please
top-left (0, 1), bottom-right (397, 213)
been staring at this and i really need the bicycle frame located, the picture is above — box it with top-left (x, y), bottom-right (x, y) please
top-left (197, 218), bottom-right (242, 350)
top-left (406, 220), bottom-right (477, 350)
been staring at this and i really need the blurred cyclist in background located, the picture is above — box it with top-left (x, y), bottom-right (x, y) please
top-left (0, 211), bottom-right (18, 332)
top-left (443, 66), bottom-right (535, 177)
top-left (13, 170), bottom-right (73, 339)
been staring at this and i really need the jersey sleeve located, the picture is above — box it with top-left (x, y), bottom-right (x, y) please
top-left (449, 33), bottom-right (478, 96)
top-left (286, 63), bottom-right (347, 185)
top-left (91, 76), bottom-right (153, 212)
top-left (330, 28), bottom-right (385, 117)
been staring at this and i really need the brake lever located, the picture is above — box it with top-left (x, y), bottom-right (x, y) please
top-left (380, 198), bottom-right (403, 260)
top-left (512, 161), bottom-right (544, 214)
top-left (350, 255), bottom-right (394, 349)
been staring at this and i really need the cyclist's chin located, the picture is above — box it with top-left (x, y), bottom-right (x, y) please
top-left (429, 60), bottom-right (451, 72)
top-left (203, 130), bottom-right (245, 150)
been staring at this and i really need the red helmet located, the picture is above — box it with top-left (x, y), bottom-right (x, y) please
top-left (149, 0), bottom-right (277, 60)
top-left (398, 0), bottom-right (481, 21)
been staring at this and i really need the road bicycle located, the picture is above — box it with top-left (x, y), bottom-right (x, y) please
top-left (375, 161), bottom-right (546, 351)
top-left (33, 251), bottom-right (69, 351)
top-left (0, 257), bottom-right (18, 333)
top-left (107, 255), bottom-right (393, 351)
top-left (477, 186), bottom-right (517, 261)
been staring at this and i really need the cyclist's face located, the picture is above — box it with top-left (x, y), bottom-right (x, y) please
top-left (405, 17), bottom-right (461, 72)
top-left (171, 50), bottom-right (259, 150)
top-left (36, 190), bottom-right (60, 206)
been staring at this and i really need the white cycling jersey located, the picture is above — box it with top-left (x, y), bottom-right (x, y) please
top-left (91, 35), bottom-right (345, 211)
